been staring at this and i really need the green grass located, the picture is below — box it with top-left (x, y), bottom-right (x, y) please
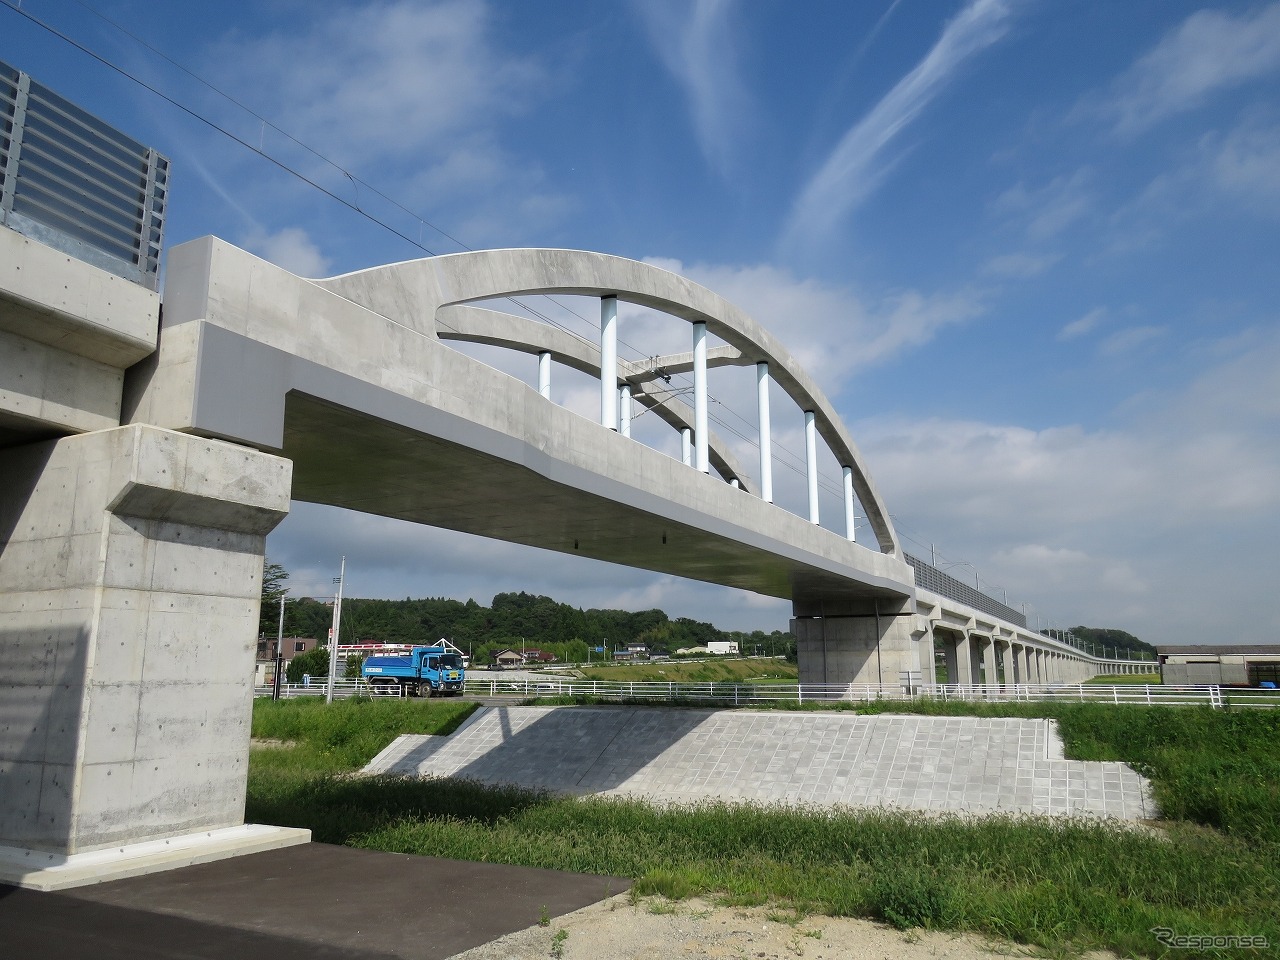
top-left (247, 697), bottom-right (1280, 958)
top-left (1084, 672), bottom-right (1162, 684)
top-left (575, 657), bottom-right (797, 684)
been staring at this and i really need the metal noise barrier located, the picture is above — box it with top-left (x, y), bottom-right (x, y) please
top-left (1, 58), bottom-right (168, 289)
top-left (904, 553), bottom-right (1028, 628)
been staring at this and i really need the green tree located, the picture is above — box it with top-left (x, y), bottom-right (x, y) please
top-left (286, 646), bottom-right (330, 683)
top-left (259, 558), bottom-right (290, 637)
top-left (344, 654), bottom-right (366, 679)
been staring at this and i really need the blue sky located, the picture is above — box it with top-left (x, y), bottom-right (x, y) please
top-left (4, 0), bottom-right (1278, 644)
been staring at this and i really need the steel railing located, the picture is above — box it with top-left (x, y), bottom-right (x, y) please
top-left (252, 678), bottom-right (1279, 709)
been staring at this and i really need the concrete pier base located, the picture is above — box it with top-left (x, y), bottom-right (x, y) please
top-left (0, 823), bottom-right (310, 892)
top-left (0, 424), bottom-right (292, 873)
top-left (792, 597), bottom-right (916, 691)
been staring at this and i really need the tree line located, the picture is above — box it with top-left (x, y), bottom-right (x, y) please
top-left (260, 561), bottom-right (794, 667)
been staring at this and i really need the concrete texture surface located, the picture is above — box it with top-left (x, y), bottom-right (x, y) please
top-left (0, 824), bottom-right (311, 891)
top-left (369, 706), bottom-right (1154, 821)
top-left (0, 424), bottom-right (291, 856)
top-left (0, 842), bottom-right (628, 960)
top-left (130, 237), bottom-right (915, 611)
top-left (0, 228), bottom-right (159, 442)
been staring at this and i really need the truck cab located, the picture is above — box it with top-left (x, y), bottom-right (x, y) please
top-left (362, 645), bottom-right (466, 697)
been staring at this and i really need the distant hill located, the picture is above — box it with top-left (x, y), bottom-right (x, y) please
top-left (266, 579), bottom-right (792, 665)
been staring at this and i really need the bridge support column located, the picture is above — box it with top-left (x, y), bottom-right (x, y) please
top-left (959, 631), bottom-right (978, 686)
top-left (981, 636), bottom-right (999, 689)
top-left (538, 351), bottom-right (551, 399)
top-left (843, 466), bottom-right (856, 541)
top-left (756, 362), bottom-right (773, 502)
top-left (600, 296), bottom-right (618, 430)
top-left (914, 622), bottom-right (936, 689)
top-left (0, 424), bottom-right (307, 889)
top-left (1010, 643), bottom-right (1022, 684)
top-left (792, 597), bottom-right (915, 694)
top-left (693, 320), bottom-right (709, 473)
top-left (805, 411), bottom-right (819, 524)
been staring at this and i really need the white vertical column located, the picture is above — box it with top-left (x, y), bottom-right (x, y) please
top-left (619, 384), bottom-right (631, 437)
top-left (538, 351), bottom-right (551, 399)
top-left (681, 427), bottom-right (692, 466)
top-left (756, 361), bottom-right (773, 502)
top-left (693, 321), bottom-right (709, 473)
top-left (600, 296), bottom-right (618, 430)
top-left (805, 410), bottom-right (819, 524)
top-left (842, 466), bottom-right (855, 541)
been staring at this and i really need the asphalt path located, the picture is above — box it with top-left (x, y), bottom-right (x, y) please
top-left (0, 842), bottom-right (627, 960)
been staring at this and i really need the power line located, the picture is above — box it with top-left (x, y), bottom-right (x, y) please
top-left (6, 0), bottom-right (875, 521)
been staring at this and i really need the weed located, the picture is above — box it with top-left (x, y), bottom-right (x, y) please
top-left (550, 928), bottom-right (568, 958)
top-left (538, 905), bottom-right (550, 927)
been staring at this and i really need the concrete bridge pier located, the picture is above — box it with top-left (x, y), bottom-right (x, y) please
top-left (792, 596), bottom-right (916, 694)
top-left (0, 424), bottom-right (309, 889)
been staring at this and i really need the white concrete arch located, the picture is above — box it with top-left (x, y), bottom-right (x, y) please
top-left (317, 249), bottom-right (901, 556)
top-left (434, 303), bottom-right (758, 495)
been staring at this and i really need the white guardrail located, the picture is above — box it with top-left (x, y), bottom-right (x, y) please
top-left (254, 678), bottom-right (1280, 708)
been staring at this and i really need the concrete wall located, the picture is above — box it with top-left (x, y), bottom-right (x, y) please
top-left (792, 597), bottom-right (917, 689)
top-left (0, 229), bottom-right (158, 441)
top-left (0, 424), bottom-right (290, 855)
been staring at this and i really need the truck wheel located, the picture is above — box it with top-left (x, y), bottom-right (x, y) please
top-left (422, 683), bottom-right (433, 699)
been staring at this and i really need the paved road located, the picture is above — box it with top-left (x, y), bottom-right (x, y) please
top-left (0, 842), bottom-right (627, 960)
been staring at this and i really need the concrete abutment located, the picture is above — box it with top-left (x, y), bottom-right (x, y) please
top-left (0, 424), bottom-right (309, 888)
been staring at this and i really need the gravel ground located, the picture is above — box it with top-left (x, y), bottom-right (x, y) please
top-left (450, 894), bottom-right (1114, 960)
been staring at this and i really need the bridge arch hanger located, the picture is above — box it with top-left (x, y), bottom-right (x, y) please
top-left (316, 247), bottom-right (902, 557)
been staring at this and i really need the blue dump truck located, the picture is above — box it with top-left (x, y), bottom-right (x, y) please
top-left (362, 645), bottom-right (466, 697)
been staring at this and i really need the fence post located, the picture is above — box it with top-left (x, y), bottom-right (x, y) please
top-left (1145, 684), bottom-right (1151, 705)
top-left (798, 685), bottom-right (803, 705)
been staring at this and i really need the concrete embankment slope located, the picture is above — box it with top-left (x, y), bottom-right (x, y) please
top-left (367, 706), bottom-right (1153, 820)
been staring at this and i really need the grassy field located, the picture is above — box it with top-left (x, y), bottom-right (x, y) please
top-left (247, 697), bottom-right (1280, 958)
top-left (1084, 672), bottom-right (1162, 684)
top-left (573, 657), bottom-right (797, 684)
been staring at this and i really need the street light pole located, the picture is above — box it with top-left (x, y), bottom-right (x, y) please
top-left (326, 556), bottom-right (345, 704)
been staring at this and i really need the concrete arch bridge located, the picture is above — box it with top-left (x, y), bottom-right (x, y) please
top-left (2, 232), bottom-right (1114, 885)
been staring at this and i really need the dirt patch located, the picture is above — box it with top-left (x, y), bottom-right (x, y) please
top-left (449, 894), bottom-right (1113, 960)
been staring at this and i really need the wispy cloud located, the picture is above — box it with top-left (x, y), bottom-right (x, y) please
top-left (1103, 2), bottom-right (1280, 136)
top-left (241, 226), bottom-right (333, 277)
top-left (213, 0), bottom-right (541, 170)
top-left (781, 0), bottom-right (1019, 253)
top-left (993, 169), bottom-right (1093, 240)
top-left (633, 0), bottom-right (752, 178)
top-left (644, 258), bottom-right (984, 387)
top-left (1057, 307), bottom-right (1106, 341)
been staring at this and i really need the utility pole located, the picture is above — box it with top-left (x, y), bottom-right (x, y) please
top-left (326, 556), bottom-right (345, 704)
top-left (272, 594), bottom-right (286, 701)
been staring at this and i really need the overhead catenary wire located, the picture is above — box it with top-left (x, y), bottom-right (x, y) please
top-left (5, 0), bottom-right (867, 517)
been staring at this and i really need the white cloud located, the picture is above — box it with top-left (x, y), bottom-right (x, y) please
top-left (1099, 325), bottom-right (1165, 356)
top-left (782, 0), bottom-right (1019, 251)
top-left (858, 327), bottom-right (1280, 641)
top-left (241, 226), bottom-right (333, 276)
top-left (215, 0), bottom-right (541, 171)
top-left (1105, 3), bottom-right (1280, 136)
top-left (1057, 307), bottom-right (1106, 341)
top-left (1212, 117), bottom-right (1280, 211)
top-left (993, 169), bottom-right (1092, 240)
top-left (644, 258), bottom-right (984, 389)
top-left (633, 0), bottom-right (753, 177)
